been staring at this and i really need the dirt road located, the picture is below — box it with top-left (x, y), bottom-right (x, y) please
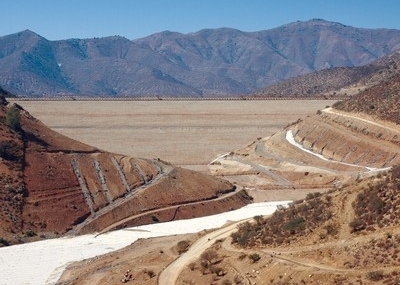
top-left (323, 107), bottom-right (400, 134)
top-left (158, 219), bottom-right (248, 285)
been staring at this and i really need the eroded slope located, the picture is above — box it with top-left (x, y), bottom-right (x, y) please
top-left (0, 98), bottom-right (247, 245)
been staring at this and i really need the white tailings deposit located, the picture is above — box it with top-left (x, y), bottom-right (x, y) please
top-left (286, 130), bottom-right (391, 173)
top-left (0, 201), bottom-right (290, 285)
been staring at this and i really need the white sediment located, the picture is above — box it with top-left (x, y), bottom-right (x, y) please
top-left (285, 130), bottom-right (391, 173)
top-left (0, 201), bottom-right (290, 285)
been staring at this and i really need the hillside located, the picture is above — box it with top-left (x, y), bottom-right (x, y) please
top-left (57, 168), bottom-right (400, 285)
top-left (2, 19), bottom-right (400, 97)
top-left (55, 70), bottom-right (400, 285)
top-left (333, 72), bottom-right (400, 125)
top-left (55, 110), bottom-right (400, 284)
top-left (0, 97), bottom-right (251, 245)
top-left (253, 49), bottom-right (400, 98)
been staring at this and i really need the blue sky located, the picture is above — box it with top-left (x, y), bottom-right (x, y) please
top-left (2, 0), bottom-right (400, 40)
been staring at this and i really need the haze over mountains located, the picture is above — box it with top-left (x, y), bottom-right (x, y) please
top-left (2, 19), bottom-right (400, 97)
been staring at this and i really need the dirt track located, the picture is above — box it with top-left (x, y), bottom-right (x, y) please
top-left (158, 220), bottom-right (249, 285)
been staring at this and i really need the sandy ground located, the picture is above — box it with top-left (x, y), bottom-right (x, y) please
top-left (11, 100), bottom-right (336, 165)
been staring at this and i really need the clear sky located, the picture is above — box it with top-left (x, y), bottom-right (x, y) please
top-left (2, 0), bottom-right (400, 40)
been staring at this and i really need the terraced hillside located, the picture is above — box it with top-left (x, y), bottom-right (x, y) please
top-left (209, 107), bottom-right (399, 200)
top-left (0, 97), bottom-right (250, 245)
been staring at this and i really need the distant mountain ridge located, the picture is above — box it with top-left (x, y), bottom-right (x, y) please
top-left (2, 19), bottom-right (400, 97)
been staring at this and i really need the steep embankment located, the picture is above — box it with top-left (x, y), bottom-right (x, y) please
top-left (291, 108), bottom-right (400, 168)
top-left (333, 72), bottom-right (400, 125)
top-left (210, 82), bottom-right (399, 201)
top-left (0, 98), bottom-right (249, 245)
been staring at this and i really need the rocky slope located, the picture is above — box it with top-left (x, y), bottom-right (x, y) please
top-left (2, 19), bottom-right (400, 96)
top-left (333, 72), bottom-right (400, 124)
top-left (0, 96), bottom-right (251, 245)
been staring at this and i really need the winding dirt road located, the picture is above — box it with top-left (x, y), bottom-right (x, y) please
top-left (158, 219), bottom-right (249, 285)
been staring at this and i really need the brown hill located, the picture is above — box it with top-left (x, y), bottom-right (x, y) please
top-left (333, 73), bottom-right (400, 125)
top-left (253, 49), bottom-right (400, 98)
top-left (219, 167), bottom-right (400, 284)
top-left (0, 99), bottom-right (251, 245)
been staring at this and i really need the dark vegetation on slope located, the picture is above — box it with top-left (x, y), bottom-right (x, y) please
top-left (333, 73), bottom-right (400, 125)
top-left (231, 192), bottom-right (335, 247)
top-left (231, 165), bottom-right (400, 248)
top-left (351, 165), bottom-right (400, 232)
top-left (233, 71), bottom-right (400, 248)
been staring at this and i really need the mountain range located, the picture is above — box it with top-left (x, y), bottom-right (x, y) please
top-left (2, 19), bottom-right (400, 97)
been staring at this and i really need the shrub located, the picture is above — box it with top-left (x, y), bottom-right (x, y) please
top-left (210, 265), bottom-right (225, 276)
top-left (200, 249), bottom-right (219, 266)
top-left (238, 253), bottom-right (247, 260)
top-left (143, 268), bottom-right (156, 278)
top-left (233, 274), bottom-right (244, 284)
top-left (0, 237), bottom-right (9, 246)
top-left (367, 270), bottom-right (384, 281)
top-left (177, 240), bottom-right (190, 254)
top-left (230, 221), bottom-right (259, 246)
top-left (24, 230), bottom-right (36, 237)
top-left (6, 104), bottom-right (21, 131)
top-left (392, 165), bottom-right (400, 180)
top-left (232, 192), bottom-right (332, 246)
top-left (324, 223), bottom-right (339, 236)
top-left (188, 262), bottom-right (196, 271)
top-left (0, 141), bottom-right (18, 161)
top-left (248, 253), bottom-right (261, 263)
top-left (349, 219), bottom-right (365, 233)
top-left (284, 216), bottom-right (305, 233)
top-left (306, 192), bottom-right (321, 200)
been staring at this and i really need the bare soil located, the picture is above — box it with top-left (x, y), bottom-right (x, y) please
top-left (55, 101), bottom-right (400, 285)
top-left (12, 100), bottom-right (336, 166)
top-left (0, 100), bottom-right (252, 244)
